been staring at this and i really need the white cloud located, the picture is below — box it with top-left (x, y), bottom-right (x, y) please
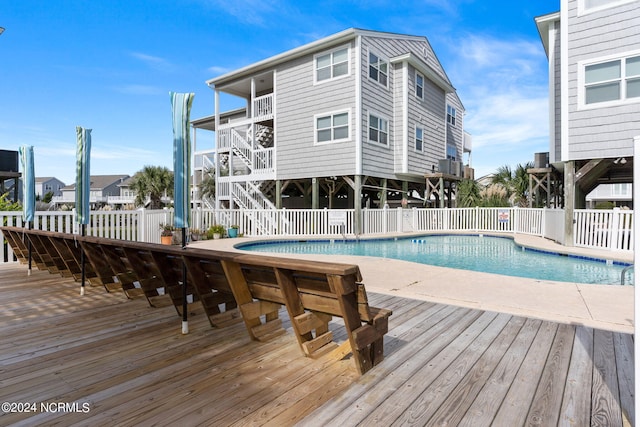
top-left (207, 65), bottom-right (232, 75)
top-left (446, 33), bottom-right (550, 172)
top-left (129, 52), bottom-right (176, 72)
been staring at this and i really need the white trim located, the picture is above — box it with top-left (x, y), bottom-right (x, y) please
top-left (561, 0), bottom-right (569, 161)
top-left (578, 0), bottom-right (638, 16)
top-left (355, 35), bottom-right (362, 175)
top-left (313, 109), bottom-right (352, 145)
top-left (548, 20), bottom-right (557, 163)
top-left (214, 89), bottom-right (221, 211)
top-left (272, 69), bottom-right (278, 175)
top-left (313, 43), bottom-right (351, 85)
top-left (367, 47), bottom-right (390, 89)
top-left (366, 109), bottom-right (390, 148)
top-left (403, 64), bottom-right (409, 171)
top-left (576, 49), bottom-right (640, 110)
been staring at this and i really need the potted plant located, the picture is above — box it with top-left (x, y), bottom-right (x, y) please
top-left (206, 224), bottom-right (226, 240)
top-left (190, 228), bottom-right (203, 241)
top-left (227, 224), bottom-right (239, 238)
top-left (160, 224), bottom-right (173, 245)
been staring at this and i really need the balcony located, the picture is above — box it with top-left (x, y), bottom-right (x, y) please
top-left (219, 93), bottom-right (273, 130)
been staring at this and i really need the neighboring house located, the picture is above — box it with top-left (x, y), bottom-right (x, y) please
top-left (53, 175), bottom-right (130, 207)
top-left (35, 177), bottom-right (65, 199)
top-left (192, 28), bottom-right (471, 225)
top-left (107, 176), bottom-right (137, 207)
top-left (585, 182), bottom-right (632, 208)
top-left (536, 0), bottom-right (639, 220)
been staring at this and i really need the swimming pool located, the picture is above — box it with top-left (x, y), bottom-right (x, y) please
top-left (237, 234), bottom-right (633, 285)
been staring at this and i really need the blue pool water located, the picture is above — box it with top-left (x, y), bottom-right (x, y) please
top-left (237, 235), bottom-right (633, 285)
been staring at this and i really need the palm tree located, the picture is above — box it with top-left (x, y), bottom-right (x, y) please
top-left (491, 162), bottom-right (533, 207)
top-left (198, 168), bottom-right (216, 201)
top-left (456, 179), bottom-right (480, 207)
top-left (130, 166), bottom-right (174, 209)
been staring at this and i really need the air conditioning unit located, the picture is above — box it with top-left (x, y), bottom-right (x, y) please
top-left (438, 159), bottom-right (453, 175)
top-left (452, 161), bottom-right (462, 177)
top-left (534, 152), bottom-right (549, 168)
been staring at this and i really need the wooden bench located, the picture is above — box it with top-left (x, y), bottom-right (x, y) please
top-left (2, 227), bottom-right (32, 265)
top-left (2, 226), bottom-right (103, 285)
top-left (1, 227), bottom-right (393, 375)
top-left (184, 248), bottom-right (393, 375)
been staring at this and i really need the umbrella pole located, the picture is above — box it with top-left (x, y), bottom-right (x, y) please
top-left (181, 226), bottom-right (188, 334)
top-left (27, 221), bottom-right (32, 276)
top-left (80, 224), bottom-right (86, 296)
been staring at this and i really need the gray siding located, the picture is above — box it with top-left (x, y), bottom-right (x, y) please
top-left (566, 0), bottom-right (640, 160)
top-left (407, 64), bottom-right (447, 173)
top-left (274, 41), bottom-right (357, 180)
top-left (553, 19), bottom-right (562, 163)
top-left (360, 34), bottom-right (456, 181)
top-left (446, 93), bottom-right (464, 161)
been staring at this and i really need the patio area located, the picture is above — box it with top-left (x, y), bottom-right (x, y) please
top-left (0, 258), bottom-right (633, 426)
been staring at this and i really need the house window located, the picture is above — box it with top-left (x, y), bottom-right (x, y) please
top-left (580, 0), bottom-right (636, 13)
top-left (369, 51), bottom-right (388, 87)
top-left (315, 111), bottom-right (350, 144)
top-left (447, 144), bottom-right (457, 160)
top-left (446, 105), bottom-right (456, 126)
top-left (583, 54), bottom-right (640, 105)
top-left (315, 46), bottom-right (349, 83)
top-left (368, 113), bottom-right (389, 145)
top-left (416, 72), bottom-right (424, 99)
top-left (415, 126), bottom-right (424, 152)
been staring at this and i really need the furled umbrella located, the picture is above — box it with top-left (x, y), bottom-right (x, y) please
top-left (170, 91), bottom-right (194, 335)
top-left (19, 145), bottom-right (35, 275)
top-left (76, 126), bottom-right (91, 295)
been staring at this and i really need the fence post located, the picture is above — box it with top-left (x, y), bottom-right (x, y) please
top-left (610, 207), bottom-right (621, 251)
top-left (474, 206), bottom-right (479, 232)
top-left (541, 207), bottom-right (547, 238)
top-left (138, 208), bottom-right (146, 242)
top-left (72, 208), bottom-right (78, 235)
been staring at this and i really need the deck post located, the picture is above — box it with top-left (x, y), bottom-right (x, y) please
top-left (275, 180), bottom-right (282, 209)
top-left (312, 178), bottom-right (319, 209)
top-left (564, 161), bottom-right (575, 247)
top-left (354, 174), bottom-right (363, 235)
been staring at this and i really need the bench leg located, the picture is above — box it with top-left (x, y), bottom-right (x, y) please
top-left (222, 260), bottom-right (285, 341)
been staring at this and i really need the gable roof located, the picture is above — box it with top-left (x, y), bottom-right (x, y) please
top-left (207, 28), bottom-right (452, 88)
top-left (61, 174), bottom-right (129, 191)
top-left (535, 11), bottom-right (560, 58)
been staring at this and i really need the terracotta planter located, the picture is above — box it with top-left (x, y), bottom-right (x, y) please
top-left (161, 235), bottom-right (173, 245)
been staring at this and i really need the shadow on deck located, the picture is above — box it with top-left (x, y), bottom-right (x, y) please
top-left (0, 263), bottom-right (633, 426)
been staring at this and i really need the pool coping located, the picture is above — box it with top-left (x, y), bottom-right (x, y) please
top-left (191, 232), bottom-right (634, 333)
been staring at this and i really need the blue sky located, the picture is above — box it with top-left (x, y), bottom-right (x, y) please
top-left (1, 0), bottom-right (559, 185)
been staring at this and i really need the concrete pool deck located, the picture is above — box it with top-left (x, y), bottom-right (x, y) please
top-left (191, 232), bottom-right (634, 334)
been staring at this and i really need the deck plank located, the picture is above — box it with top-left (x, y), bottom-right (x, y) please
top-left (0, 262), bottom-right (634, 426)
top-left (559, 326), bottom-right (594, 427)
top-left (591, 329), bottom-right (624, 426)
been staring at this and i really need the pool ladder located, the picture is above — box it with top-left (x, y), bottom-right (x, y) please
top-left (620, 265), bottom-right (633, 285)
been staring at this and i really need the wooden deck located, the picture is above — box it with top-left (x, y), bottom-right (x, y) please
top-left (0, 263), bottom-right (633, 426)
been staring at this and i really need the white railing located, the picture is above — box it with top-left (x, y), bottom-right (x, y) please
top-left (574, 208), bottom-right (633, 251)
top-left (253, 93), bottom-right (273, 120)
top-left (254, 148), bottom-right (274, 173)
top-left (1, 207), bottom-right (633, 264)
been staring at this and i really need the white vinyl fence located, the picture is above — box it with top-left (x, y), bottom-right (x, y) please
top-left (0, 206), bottom-right (633, 263)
